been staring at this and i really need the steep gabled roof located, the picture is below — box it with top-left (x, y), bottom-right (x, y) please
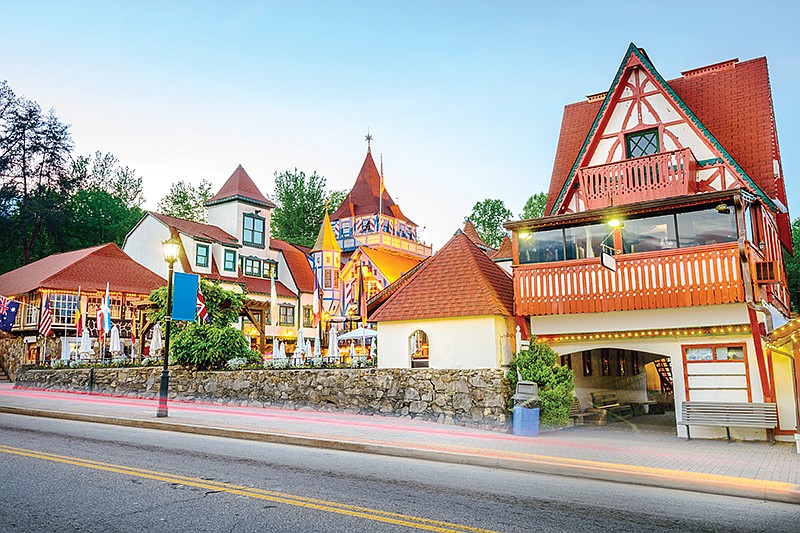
top-left (330, 151), bottom-right (414, 225)
top-left (546, 45), bottom-right (784, 217)
top-left (0, 243), bottom-right (164, 296)
top-left (205, 165), bottom-right (276, 208)
top-left (492, 236), bottom-right (513, 261)
top-left (370, 232), bottom-right (513, 322)
top-left (458, 220), bottom-right (496, 255)
top-left (270, 238), bottom-right (315, 293)
top-left (311, 211), bottom-right (341, 253)
top-left (149, 212), bottom-right (239, 246)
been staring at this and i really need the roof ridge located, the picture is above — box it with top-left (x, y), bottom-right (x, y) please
top-left (39, 243), bottom-right (115, 287)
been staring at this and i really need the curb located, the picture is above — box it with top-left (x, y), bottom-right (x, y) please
top-left (2, 405), bottom-right (798, 505)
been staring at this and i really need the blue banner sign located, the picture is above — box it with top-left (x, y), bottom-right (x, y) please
top-left (172, 272), bottom-right (199, 321)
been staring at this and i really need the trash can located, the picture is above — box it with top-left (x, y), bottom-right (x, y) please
top-left (512, 381), bottom-right (540, 437)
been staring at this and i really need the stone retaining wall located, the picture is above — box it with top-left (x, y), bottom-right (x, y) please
top-left (15, 366), bottom-right (512, 429)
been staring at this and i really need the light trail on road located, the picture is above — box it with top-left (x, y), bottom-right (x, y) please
top-left (0, 444), bottom-right (499, 533)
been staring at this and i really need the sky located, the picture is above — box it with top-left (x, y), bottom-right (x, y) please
top-left (2, 1), bottom-right (799, 251)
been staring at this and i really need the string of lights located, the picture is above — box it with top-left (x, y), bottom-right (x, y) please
top-left (536, 324), bottom-right (751, 344)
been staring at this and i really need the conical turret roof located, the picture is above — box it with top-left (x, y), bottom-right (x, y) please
top-left (205, 165), bottom-right (276, 208)
top-left (312, 211), bottom-right (341, 253)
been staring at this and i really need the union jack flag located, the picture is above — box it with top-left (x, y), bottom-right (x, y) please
top-left (0, 297), bottom-right (9, 315)
top-left (196, 288), bottom-right (210, 324)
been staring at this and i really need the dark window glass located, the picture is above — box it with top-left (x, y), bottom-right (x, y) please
top-left (601, 349), bottom-right (611, 376)
top-left (631, 353), bottom-right (640, 375)
top-left (677, 207), bottom-right (737, 247)
top-left (582, 351), bottom-right (592, 376)
top-left (303, 306), bottom-right (313, 328)
top-left (279, 305), bottom-right (295, 326)
top-left (565, 224), bottom-right (615, 260)
top-left (621, 214), bottom-right (677, 254)
top-left (195, 244), bottom-right (209, 267)
top-left (223, 249), bottom-right (237, 271)
top-left (518, 228), bottom-right (565, 264)
top-left (626, 129), bottom-right (659, 158)
top-left (243, 213), bottom-right (265, 247)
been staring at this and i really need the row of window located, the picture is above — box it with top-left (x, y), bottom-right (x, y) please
top-left (518, 205), bottom-right (738, 264)
top-left (195, 243), bottom-right (279, 280)
top-left (562, 349), bottom-right (641, 377)
top-left (247, 305), bottom-right (315, 328)
top-left (14, 293), bottom-right (137, 327)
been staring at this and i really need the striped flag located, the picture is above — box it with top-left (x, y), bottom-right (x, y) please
top-left (74, 287), bottom-right (83, 335)
top-left (196, 288), bottom-right (210, 324)
top-left (39, 297), bottom-right (52, 337)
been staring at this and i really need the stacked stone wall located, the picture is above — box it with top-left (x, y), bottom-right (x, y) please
top-left (15, 367), bottom-right (512, 430)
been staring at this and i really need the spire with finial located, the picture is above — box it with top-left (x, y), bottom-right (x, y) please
top-left (365, 129), bottom-right (373, 153)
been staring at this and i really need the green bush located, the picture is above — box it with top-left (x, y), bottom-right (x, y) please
top-left (508, 341), bottom-right (574, 426)
top-left (170, 322), bottom-right (260, 370)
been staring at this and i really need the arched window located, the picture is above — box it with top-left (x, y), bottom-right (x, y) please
top-left (409, 330), bottom-right (429, 368)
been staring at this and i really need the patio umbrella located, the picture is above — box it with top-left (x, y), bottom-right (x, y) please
top-left (337, 327), bottom-right (377, 341)
top-left (327, 326), bottom-right (338, 363)
top-left (109, 325), bottom-right (122, 355)
top-left (305, 340), bottom-right (312, 357)
top-left (79, 328), bottom-right (92, 356)
top-left (150, 323), bottom-right (163, 357)
top-left (370, 340), bottom-right (376, 360)
top-left (296, 328), bottom-right (305, 355)
top-left (272, 338), bottom-right (279, 359)
top-left (349, 342), bottom-right (356, 366)
top-left (278, 342), bottom-right (285, 359)
top-left (313, 328), bottom-right (321, 358)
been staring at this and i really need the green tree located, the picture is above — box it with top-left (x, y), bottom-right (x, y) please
top-left (520, 192), bottom-right (547, 219)
top-left (508, 342), bottom-right (575, 426)
top-left (466, 199), bottom-right (513, 248)
top-left (148, 281), bottom-right (258, 370)
top-left (271, 168), bottom-right (329, 247)
top-left (157, 179), bottom-right (213, 222)
top-left (65, 188), bottom-right (143, 249)
top-left (327, 189), bottom-right (347, 213)
top-left (784, 217), bottom-right (800, 311)
top-left (71, 151), bottom-right (145, 208)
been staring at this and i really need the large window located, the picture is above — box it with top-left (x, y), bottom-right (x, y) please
top-left (243, 257), bottom-right (262, 277)
top-left (677, 207), bottom-right (737, 248)
top-left (621, 214), bottom-right (677, 254)
top-left (518, 228), bottom-right (564, 264)
top-left (409, 330), bottom-right (429, 368)
top-left (564, 224), bottom-right (614, 260)
top-left (279, 305), bottom-right (295, 326)
top-left (625, 129), bottom-right (659, 158)
top-left (263, 260), bottom-right (278, 279)
top-left (50, 293), bottom-right (78, 326)
top-left (243, 213), bottom-right (265, 248)
top-left (223, 249), bottom-right (237, 272)
top-left (195, 244), bottom-right (209, 267)
top-left (302, 306), bottom-right (313, 327)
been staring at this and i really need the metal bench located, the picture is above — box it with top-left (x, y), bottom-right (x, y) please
top-left (680, 401), bottom-right (778, 444)
top-left (569, 397), bottom-right (600, 426)
top-left (591, 391), bottom-right (633, 424)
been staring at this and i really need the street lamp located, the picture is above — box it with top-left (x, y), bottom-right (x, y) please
top-left (157, 235), bottom-right (181, 418)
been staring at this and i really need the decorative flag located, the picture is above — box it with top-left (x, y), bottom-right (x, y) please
top-left (96, 308), bottom-right (105, 341)
top-left (130, 309), bottom-right (137, 345)
top-left (102, 282), bottom-right (112, 334)
top-left (39, 297), bottom-right (52, 337)
top-left (196, 287), bottom-right (210, 324)
top-left (270, 267), bottom-right (278, 327)
top-left (74, 287), bottom-right (83, 336)
top-left (0, 296), bottom-right (21, 332)
top-left (358, 264), bottom-right (367, 326)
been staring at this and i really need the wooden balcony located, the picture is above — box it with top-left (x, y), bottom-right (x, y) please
top-left (577, 148), bottom-right (696, 210)
top-left (514, 243), bottom-right (745, 316)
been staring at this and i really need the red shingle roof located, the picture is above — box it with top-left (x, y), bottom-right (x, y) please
top-left (149, 212), bottom-right (238, 246)
top-left (460, 220), bottom-right (495, 255)
top-left (270, 238), bottom-right (314, 294)
top-left (208, 258), bottom-right (296, 298)
top-left (370, 232), bottom-right (514, 322)
top-left (545, 54), bottom-right (785, 216)
top-left (205, 165), bottom-right (276, 208)
top-left (330, 151), bottom-right (414, 225)
top-left (0, 243), bottom-right (164, 297)
top-left (492, 236), bottom-right (513, 261)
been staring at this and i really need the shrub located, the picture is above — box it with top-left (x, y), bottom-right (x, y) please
top-left (170, 322), bottom-right (260, 370)
top-left (508, 341), bottom-right (574, 426)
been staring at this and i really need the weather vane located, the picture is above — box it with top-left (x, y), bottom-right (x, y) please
top-left (365, 130), bottom-right (373, 152)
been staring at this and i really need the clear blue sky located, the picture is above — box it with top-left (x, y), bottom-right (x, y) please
top-left (3, 1), bottom-right (798, 250)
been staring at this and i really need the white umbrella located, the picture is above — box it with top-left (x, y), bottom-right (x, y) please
top-left (313, 328), bottom-right (321, 358)
top-left (337, 327), bottom-right (378, 341)
top-left (150, 323), bottom-right (163, 357)
top-left (327, 326), bottom-right (338, 364)
top-left (79, 328), bottom-right (92, 356)
top-left (272, 338), bottom-right (279, 359)
top-left (350, 341), bottom-right (356, 360)
top-left (109, 325), bottom-right (121, 355)
top-left (279, 342), bottom-right (285, 359)
top-left (296, 328), bottom-right (305, 355)
top-left (370, 340), bottom-right (376, 360)
top-left (305, 340), bottom-right (312, 357)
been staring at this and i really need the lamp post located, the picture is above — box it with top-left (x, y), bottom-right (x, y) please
top-left (157, 236), bottom-right (181, 418)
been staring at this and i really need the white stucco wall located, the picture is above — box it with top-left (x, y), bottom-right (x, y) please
top-left (377, 316), bottom-right (514, 369)
top-left (122, 215), bottom-right (173, 279)
top-left (207, 200), bottom-right (272, 253)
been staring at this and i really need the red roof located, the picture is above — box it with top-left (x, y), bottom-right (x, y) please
top-left (270, 238), bottom-right (315, 294)
top-left (546, 54), bottom-right (786, 216)
top-left (460, 220), bottom-right (495, 255)
top-left (370, 232), bottom-right (514, 322)
top-left (205, 165), bottom-right (276, 208)
top-left (492, 236), bottom-right (513, 260)
top-left (0, 243), bottom-right (164, 297)
top-left (330, 151), bottom-right (415, 225)
top-left (149, 212), bottom-right (238, 246)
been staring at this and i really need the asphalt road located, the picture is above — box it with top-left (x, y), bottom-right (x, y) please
top-left (0, 413), bottom-right (797, 532)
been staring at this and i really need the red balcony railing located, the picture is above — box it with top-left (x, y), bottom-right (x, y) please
top-left (514, 243), bottom-right (744, 316)
top-left (577, 148), bottom-right (697, 210)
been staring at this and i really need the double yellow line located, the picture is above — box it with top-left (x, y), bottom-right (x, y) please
top-left (0, 445), bottom-right (500, 533)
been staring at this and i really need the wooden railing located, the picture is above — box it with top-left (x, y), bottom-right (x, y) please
top-left (577, 148), bottom-right (696, 210)
top-left (514, 243), bottom-right (744, 316)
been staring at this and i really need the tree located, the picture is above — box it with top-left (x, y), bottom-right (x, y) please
top-left (466, 199), bottom-right (513, 248)
top-left (784, 217), bottom-right (800, 311)
top-left (508, 342), bottom-right (575, 426)
top-left (65, 188), bottom-right (143, 249)
top-left (327, 189), bottom-right (347, 213)
top-left (157, 179), bottom-right (213, 222)
top-left (520, 192), bottom-right (547, 219)
top-left (271, 169), bottom-right (329, 247)
top-left (71, 151), bottom-right (145, 208)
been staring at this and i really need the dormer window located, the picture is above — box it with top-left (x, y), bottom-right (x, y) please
top-left (243, 213), bottom-right (265, 248)
top-left (195, 244), bottom-right (209, 268)
top-left (262, 260), bottom-right (278, 280)
top-left (243, 257), bottom-right (262, 277)
top-left (223, 249), bottom-right (237, 272)
top-left (625, 129), bottom-right (659, 158)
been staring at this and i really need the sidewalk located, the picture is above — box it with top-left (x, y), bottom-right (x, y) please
top-left (1, 383), bottom-right (798, 504)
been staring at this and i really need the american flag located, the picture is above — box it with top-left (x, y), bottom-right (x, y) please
top-left (39, 297), bottom-right (52, 337)
top-left (196, 288), bottom-right (210, 324)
